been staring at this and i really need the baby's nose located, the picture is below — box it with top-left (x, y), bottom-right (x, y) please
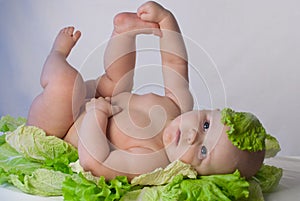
top-left (187, 128), bottom-right (197, 145)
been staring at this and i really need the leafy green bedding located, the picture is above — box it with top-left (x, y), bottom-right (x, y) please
top-left (0, 115), bottom-right (282, 201)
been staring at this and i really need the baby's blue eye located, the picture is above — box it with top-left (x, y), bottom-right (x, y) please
top-left (198, 145), bottom-right (208, 159)
top-left (203, 121), bottom-right (210, 131)
top-left (201, 145), bottom-right (207, 156)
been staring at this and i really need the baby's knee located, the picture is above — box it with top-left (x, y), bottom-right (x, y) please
top-left (42, 65), bottom-right (81, 88)
top-left (113, 12), bottom-right (127, 26)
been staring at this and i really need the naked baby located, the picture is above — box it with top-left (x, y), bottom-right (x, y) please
top-left (27, 1), bottom-right (266, 180)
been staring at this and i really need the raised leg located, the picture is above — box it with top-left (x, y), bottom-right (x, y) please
top-left (27, 27), bottom-right (86, 138)
top-left (96, 12), bottom-right (161, 97)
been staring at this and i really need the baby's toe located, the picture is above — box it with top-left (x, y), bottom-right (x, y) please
top-left (59, 27), bottom-right (67, 34)
top-left (67, 27), bottom-right (75, 36)
top-left (73, 30), bottom-right (81, 41)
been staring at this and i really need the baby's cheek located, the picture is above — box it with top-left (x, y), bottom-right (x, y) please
top-left (179, 149), bottom-right (196, 164)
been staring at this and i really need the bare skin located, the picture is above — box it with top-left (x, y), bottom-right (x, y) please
top-left (27, 1), bottom-right (264, 181)
top-left (76, 6), bottom-right (191, 179)
top-left (27, 27), bottom-right (85, 138)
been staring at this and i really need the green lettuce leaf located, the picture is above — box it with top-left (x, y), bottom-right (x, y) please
top-left (5, 125), bottom-right (78, 173)
top-left (62, 173), bottom-right (132, 201)
top-left (0, 115), bottom-right (26, 132)
top-left (122, 171), bottom-right (249, 201)
top-left (0, 121), bottom-right (80, 196)
top-left (251, 164), bottom-right (282, 193)
top-left (187, 171), bottom-right (250, 200)
top-left (265, 134), bottom-right (281, 158)
top-left (0, 134), bottom-right (6, 146)
top-left (0, 143), bottom-right (42, 180)
top-left (239, 180), bottom-right (264, 201)
top-left (121, 175), bottom-right (185, 201)
top-left (10, 168), bottom-right (68, 196)
top-left (0, 135), bottom-right (70, 196)
top-left (221, 108), bottom-right (267, 151)
top-left (131, 160), bottom-right (197, 186)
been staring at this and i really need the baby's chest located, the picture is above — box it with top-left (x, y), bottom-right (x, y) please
top-left (108, 93), bottom-right (179, 150)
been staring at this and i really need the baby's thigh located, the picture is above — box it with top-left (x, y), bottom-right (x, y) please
top-left (27, 91), bottom-right (76, 138)
top-left (64, 110), bottom-right (87, 148)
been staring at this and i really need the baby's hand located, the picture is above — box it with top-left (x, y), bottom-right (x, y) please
top-left (137, 1), bottom-right (169, 23)
top-left (85, 97), bottom-right (122, 117)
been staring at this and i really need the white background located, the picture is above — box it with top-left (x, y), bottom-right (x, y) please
top-left (0, 0), bottom-right (299, 156)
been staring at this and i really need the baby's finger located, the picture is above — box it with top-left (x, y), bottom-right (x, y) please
top-left (104, 97), bottom-right (111, 102)
top-left (85, 98), bottom-right (96, 110)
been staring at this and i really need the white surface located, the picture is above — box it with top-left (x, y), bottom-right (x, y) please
top-left (263, 157), bottom-right (300, 200)
top-left (1, 156), bottom-right (300, 200)
top-left (0, 1), bottom-right (299, 157)
top-left (0, 186), bottom-right (62, 201)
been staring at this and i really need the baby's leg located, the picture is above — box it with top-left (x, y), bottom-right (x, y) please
top-left (96, 12), bottom-right (161, 97)
top-left (27, 27), bottom-right (86, 138)
top-left (137, 2), bottom-right (193, 113)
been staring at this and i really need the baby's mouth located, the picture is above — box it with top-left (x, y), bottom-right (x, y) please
top-left (175, 129), bottom-right (181, 146)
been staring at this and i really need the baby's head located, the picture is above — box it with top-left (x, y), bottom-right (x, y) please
top-left (163, 108), bottom-right (266, 178)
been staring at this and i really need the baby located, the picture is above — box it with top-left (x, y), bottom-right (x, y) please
top-left (27, 1), bottom-right (265, 180)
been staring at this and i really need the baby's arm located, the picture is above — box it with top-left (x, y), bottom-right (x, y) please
top-left (78, 97), bottom-right (121, 164)
top-left (89, 147), bottom-right (169, 180)
top-left (78, 98), bottom-right (169, 179)
top-left (80, 146), bottom-right (169, 180)
top-left (138, 2), bottom-right (193, 113)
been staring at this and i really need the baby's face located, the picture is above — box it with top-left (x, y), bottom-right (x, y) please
top-left (163, 109), bottom-right (242, 175)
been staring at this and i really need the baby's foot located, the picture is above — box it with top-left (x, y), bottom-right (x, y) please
top-left (113, 12), bottom-right (161, 36)
top-left (51, 27), bottom-right (81, 57)
top-left (137, 1), bottom-right (170, 24)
